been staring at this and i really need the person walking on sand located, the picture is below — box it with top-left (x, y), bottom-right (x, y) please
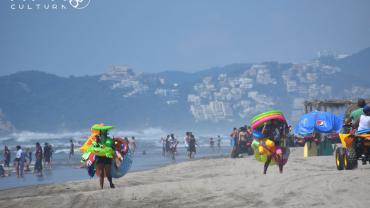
top-left (34, 142), bottom-right (43, 176)
top-left (260, 120), bottom-right (287, 174)
top-left (15, 145), bottom-right (25, 178)
top-left (3, 145), bottom-right (11, 167)
top-left (69, 139), bottom-right (74, 160)
top-left (95, 130), bottom-right (115, 189)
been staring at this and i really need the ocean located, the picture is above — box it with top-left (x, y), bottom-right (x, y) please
top-left (0, 128), bottom-right (232, 190)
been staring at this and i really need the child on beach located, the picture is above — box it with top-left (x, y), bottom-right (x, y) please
top-left (0, 164), bottom-right (9, 177)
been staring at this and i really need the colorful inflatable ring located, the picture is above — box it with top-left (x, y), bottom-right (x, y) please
top-left (250, 110), bottom-right (283, 124)
top-left (111, 150), bottom-right (133, 178)
top-left (251, 114), bottom-right (286, 129)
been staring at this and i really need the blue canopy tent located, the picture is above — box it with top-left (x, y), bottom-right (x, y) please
top-left (294, 111), bottom-right (344, 157)
top-left (294, 111), bottom-right (344, 136)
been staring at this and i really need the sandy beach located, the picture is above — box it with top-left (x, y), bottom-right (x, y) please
top-left (1, 147), bottom-right (369, 208)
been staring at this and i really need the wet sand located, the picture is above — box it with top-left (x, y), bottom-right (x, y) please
top-left (0, 147), bottom-right (369, 208)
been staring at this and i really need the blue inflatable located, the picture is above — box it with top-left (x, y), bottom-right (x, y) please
top-left (294, 111), bottom-right (343, 136)
top-left (111, 150), bottom-right (133, 178)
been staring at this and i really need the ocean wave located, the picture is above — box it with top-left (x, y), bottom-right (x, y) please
top-left (0, 131), bottom-right (89, 143)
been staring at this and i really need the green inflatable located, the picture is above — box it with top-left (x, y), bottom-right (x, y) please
top-left (85, 141), bottom-right (114, 158)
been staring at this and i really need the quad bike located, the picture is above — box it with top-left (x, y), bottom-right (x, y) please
top-left (336, 132), bottom-right (370, 170)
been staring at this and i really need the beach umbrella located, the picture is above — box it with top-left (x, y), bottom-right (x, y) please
top-left (294, 111), bottom-right (343, 136)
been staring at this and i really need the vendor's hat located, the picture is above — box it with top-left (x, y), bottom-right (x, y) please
top-left (363, 105), bottom-right (370, 114)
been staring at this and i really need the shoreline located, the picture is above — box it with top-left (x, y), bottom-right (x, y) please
top-left (0, 150), bottom-right (230, 191)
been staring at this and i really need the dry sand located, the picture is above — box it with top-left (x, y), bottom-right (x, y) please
top-left (1, 147), bottom-right (369, 208)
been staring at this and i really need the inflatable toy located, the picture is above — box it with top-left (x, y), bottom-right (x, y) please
top-left (252, 139), bottom-right (289, 165)
top-left (80, 123), bottom-right (104, 152)
top-left (250, 110), bottom-right (290, 168)
top-left (250, 110), bottom-right (287, 130)
top-left (250, 110), bottom-right (284, 124)
top-left (111, 150), bottom-right (133, 178)
top-left (80, 124), bottom-right (133, 179)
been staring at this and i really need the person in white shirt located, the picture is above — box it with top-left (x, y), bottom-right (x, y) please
top-left (184, 132), bottom-right (190, 148)
top-left (358, 105), bottom-right (370, 133)
top-left (15, 145), bottom-right (25, 177)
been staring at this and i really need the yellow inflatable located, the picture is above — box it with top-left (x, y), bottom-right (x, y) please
top-left (80, 123), bottom-right (104, 152)
top-left (257, 138), bottom-right (276, 156)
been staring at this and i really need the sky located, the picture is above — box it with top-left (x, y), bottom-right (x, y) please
top-left (1, 0), bottom-right (370, 76)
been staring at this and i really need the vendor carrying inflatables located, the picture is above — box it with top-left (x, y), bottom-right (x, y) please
top-left (250, 110), bottom-right (290, 174)
top-left (80, 124), bottom-right (133, 189)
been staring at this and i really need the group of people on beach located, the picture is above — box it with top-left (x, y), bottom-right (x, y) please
top-left (160, 132), bottom-right (224, 160)
top-left (230, 126), bottom-right (254, 158)
top-left (1, 142), bottom-right (55, 178)
top-left (161, 134), bottom-right (179, 159)
top-left (161, 132), bottom-right (199, 160)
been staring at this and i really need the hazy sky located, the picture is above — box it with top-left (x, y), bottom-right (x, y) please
top-left (1, 0), bottom-right (370, 76)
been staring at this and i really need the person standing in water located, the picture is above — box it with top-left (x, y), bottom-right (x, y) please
top-left (184, 132), bottom-right (190, 154)
top-left (34, 142), bottom-right (43, 176)
top-left (160, 137), bottom-right (166, 156)
top-left (209, 137), bottom-right (215, 149)
top-left (15, 145), bottom-right (25, 178)
top-left (187, 133), bottom-right (197, 159)
top-left (169, 134), bottom-right (178, 160)
top-left (95, 130), bottom-right (115, 189)
top-left (25, 148), bottom-right (32, 171)
top-left (43, 143), bottom-right (52, 169)
top-left (3, 145), bottom-right (11, 167)
top-left (217, 135), bottom-right (221, 149)
top-left (69, 139), bottom-right (74, 160)
top-left (130, 136), bottom-right (136, 154)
